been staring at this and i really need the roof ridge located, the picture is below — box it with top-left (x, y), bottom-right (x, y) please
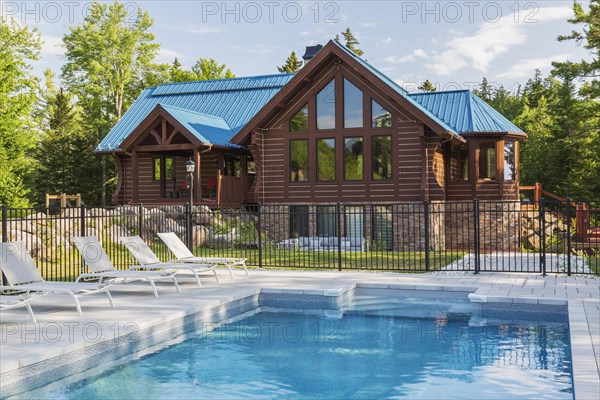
top-left (154, 73), bottom-right (295, 88)
top-left (409, 89), bottom-right (470, 96)
top-left (158, 103), bottom-right (227, 121)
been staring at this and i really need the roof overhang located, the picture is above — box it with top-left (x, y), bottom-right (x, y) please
top-left (460, 131), bottom-right (527, 140)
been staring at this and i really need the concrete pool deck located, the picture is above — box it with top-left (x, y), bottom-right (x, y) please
top-left (1, 269), bottom-right (599, 399)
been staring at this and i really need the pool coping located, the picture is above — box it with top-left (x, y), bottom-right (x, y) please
top-left (1, 275), bottom-right (598, 399)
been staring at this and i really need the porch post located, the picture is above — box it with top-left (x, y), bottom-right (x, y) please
top-left (194, 148), bottom-right (201, 202)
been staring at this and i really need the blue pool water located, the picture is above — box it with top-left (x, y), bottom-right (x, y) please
top-left (30, 294), bottom-right (573, 399)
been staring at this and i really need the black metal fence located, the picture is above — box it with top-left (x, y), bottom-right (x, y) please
top-left (1, 200), bottom-right (598, 281)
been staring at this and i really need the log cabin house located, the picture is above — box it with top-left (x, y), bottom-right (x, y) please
top-left (97, 40), bottom-right (526, 248)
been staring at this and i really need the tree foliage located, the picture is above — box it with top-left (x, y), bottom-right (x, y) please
top-left (339, 28), bottom-right (364, 56)
top-left (0, 18), bottom-right (41, 207)
top-left (418, 80), bottom-right (436, 92)
top-left (277, 51), bottom-right (303, 73)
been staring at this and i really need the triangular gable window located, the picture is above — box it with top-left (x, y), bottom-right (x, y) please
top-left (344, 78), bottom-right (363, 128)
top-left (372, 100), bottom-right (392, 128)
top-left (289, 104), bottom-right (309, 132)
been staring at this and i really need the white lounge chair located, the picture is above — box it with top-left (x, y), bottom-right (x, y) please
top-left (71, 236), bottom-right (180, 298)
top-left (119, 236), bottom-right (219, 287)
top-left (0, 242), bottom-right (114, 316)
top-left (0, 293), bottom-right (37, 323)
top-left (157, 232), bottom-right (249, 278)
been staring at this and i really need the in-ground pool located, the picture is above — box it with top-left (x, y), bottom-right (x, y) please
top-left (21, 290), bottom-right (573, 399)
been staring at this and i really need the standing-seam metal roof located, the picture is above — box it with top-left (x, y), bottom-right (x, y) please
top-left (96, 74), bottom-right (294, 152)
top-left (409, 90), bottom-right (524, 134)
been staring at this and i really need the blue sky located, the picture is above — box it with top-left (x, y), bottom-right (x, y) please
top-left (4, 1), bottom-right (592, 93)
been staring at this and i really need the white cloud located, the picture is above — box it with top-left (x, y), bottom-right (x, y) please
top-left (385, 49), bottom-right (428, 64)
top-left (359, 22), bottom-right (375, 28)
top-left (157, 48), bottom-right (185, 62)
top-left (425, 6), bottom-right (573, 76)
top-left (242, 44), bottom-right (278, 56)
top-left (377, 37), bottom-right (393, 47)
top-left (496, 54), bottom-right (570, 79)
top-left (180, 25), bottom-right (221, 34)
top-left (299, 31), bottom-right (311, 36)
top-left (40, 35), bottom-right (63, 57)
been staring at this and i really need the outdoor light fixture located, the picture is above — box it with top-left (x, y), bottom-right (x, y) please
top-left (186, 158), bottom-right (196, 174)
top-left (186, 158), bottom-right (196, 208)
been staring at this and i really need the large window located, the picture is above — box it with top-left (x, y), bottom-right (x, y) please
top-left (504, 141), bottom-right (516, 181)
top-left (153, 157), bottom-right (174, 181)
top-left (289, 206), bottom-right (309, 238)
top-left (372, 206), bottom-right (393, 250)
top-left (478, 141), bottom-right (496, 180)
top-left (317, 206), bottom-right (337, 236)
top-left (343, 78), bottom-right (363, 128)
top-left (290, 140), bottom-right (309, 181)
top-left (317, 138), bottom-right (336, 181)
top-left (344, 137), bottom-right (363, 180)
top-left (345, 206), bottom-right (364, 238)
top-left (289, 104), bottom-right (309, 132)
top-left (316, 79), bottom-right (335, 130)
top-left (372, 100), bottom-right (392, 128)
top-left (450, 145), bottom-right (469, 181)
top-left (372, 135), bottom-right (392, 180)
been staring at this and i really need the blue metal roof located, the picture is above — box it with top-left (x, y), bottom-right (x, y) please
top-left (409, 90), bottom-right (524, 134)
top-left (97, 74), bottom-right (294, 151)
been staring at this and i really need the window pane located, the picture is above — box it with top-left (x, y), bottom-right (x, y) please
top-left (289, 104), bottom-right (308, 132)
top-left (317, 206), bottom-right (337, 236)
top-left (450, 145), bottom-right (469, 181)
top-left (504, 142), bottom-right (515, 181)
top-left (344, 137), bottom-right (363, 180)
top-left (372, 100), bottom-right (392, 128)
top-left (153, 158), bottom-right (161, 181)
top-left (165, 158), bottom-right (174, 180)
top-left (317, 138), bottom-right (336, 181)
top-left (290, 206), bottom-right (309, 238)
top-left (372, 136), bottom-right (392, 180)
top-left (345, 206), bottom-right (364, 238)
top-left (344, 78), bottom-right (363, 128)
top-left (372, 206), bottom-right (393, 250)
top-left (478, 141), bottom-right (496, 180)
top-left (290, 140), bottom-right (309, 181)
top-left (316, 79), bottom-right (335, 130)
top-left (247, 156), bottom-right (256, 174)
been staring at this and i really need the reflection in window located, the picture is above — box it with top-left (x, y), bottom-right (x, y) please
top-left (247, 156), bottom-right (256, 174)
top-left (317, 138), bottom-right (336, 181)
top-left (344, 137), bottom-right (363, 180)
top-left (372, 206), bottom-right (393, 250)
top-left (317, 206), bottom-right (337, 236)
top-left (290, 140), bottom-right (309, 181)
top-left (344, 78), bottom-right (363, 128)
top-left (290, 205), bottom-right (309, 238)
top-left (345, 206), bottom-right (364, 238)
top-left (479, 142), bottom-right (496, 180)
top-left (372, 100), bottom-right (392, 128)
top-left (316, 79), bottom-right (335, 130)
top-left (372, 135), bottom-right (392, 180)
top-left (289, 104), bottom-right (308, 132)
top-left (153, 157), bottom-right (174, 181)
top-left (504, 141), bottom-right (515, 181)
top-left (224, 156), bottom-right (240, 177)
top-left (450, 145), bottom-right (469, 181)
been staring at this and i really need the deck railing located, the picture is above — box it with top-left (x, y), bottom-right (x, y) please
top-left (1, 199), bottom-right (598, 282)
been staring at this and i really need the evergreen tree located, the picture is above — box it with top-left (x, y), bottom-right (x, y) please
top-left (417, 80), bottom-right (436, 92)
top-left (277, 51), bottom-right (303, 73)
top-left (340, 28), bottom-right (364, 56)
top-left (474, 77), bottom-right (494, 102)
top-left (190, 58), bottom-right (235, 80)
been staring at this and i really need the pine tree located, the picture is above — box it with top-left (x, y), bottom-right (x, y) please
top-left (340, 28), bottom-right (364, 56)
top-left (277, 51), bottom-right (303, 73)
top-left (418, 80), bottom-right (436, 92)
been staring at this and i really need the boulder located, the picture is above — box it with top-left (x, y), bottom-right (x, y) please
top-left (0, 230), bottom-right (45, 259)
top-left (192, 225), bottom-right (210, 247)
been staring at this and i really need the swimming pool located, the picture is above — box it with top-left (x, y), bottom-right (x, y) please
top-left (19, 290), bottom-right (573, 399)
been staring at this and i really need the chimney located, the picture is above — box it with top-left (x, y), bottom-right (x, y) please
top-left (302, 44), bottom-right (323, 65)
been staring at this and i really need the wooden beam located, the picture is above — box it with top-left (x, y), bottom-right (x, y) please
top-left (469, 139), bottom-right (478, 199)
top-left (149, 129), bottom-right (162, 144)
top-left (497, 140), bottom-right (505, 199)
top-left (166, 129), bottom-right (178, 145)
top-left (134, 143), bottom-right (197, 152)
top-left (132, 150), bottom-right (139, 203)
top-left (161, 120), bottom-right (167, 143)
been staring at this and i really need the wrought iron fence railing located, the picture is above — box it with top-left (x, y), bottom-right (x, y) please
top-left (1, 199), bottom-right (598, 282)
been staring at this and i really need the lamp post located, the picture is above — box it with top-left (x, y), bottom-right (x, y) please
top-left (186, 158), bottom-right (196, 249)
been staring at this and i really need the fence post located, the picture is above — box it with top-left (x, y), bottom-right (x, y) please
top-left (540, 198), bottom-right (547, 276)
top-left (473, 199), bottom-right (480, 274)
top-left (186, 202), bottom-right (193, 250)
top-left (337, 202), bottom-right (342, 272)
top-left (79, 205), bottom-right (86, 275)
top-left (424, 200), bottom-right (430, 271)
top-left (565, 196), bottom-right (572, 276)
top-left (1, 204), bottom-right (6, 243)
top-left (257, 203), bottom-right (263, 271)
top-left (138, 204), bottom-right (144, 240)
